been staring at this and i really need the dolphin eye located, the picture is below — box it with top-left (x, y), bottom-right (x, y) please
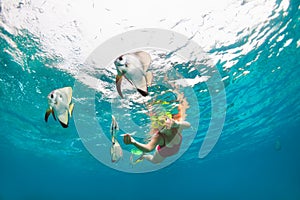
top-left (51, 94), bottom-right (54, 99)
top-left (60, 95), bottom-right (62, 98)
top-left (118, 56), bottom-right (126, 65)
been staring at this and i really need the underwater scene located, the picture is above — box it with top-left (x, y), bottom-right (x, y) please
top-left (0, 0), bottom-right (299, 199)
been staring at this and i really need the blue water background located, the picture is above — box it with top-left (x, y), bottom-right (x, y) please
top-left (0, 0), bottom-right (300, 199)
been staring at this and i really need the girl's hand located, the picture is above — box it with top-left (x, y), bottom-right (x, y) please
top-left (123, 134), bottom-right (135, 145)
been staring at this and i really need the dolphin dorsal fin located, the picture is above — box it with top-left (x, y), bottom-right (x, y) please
top-left (134, 51), bottom-right (151, 71)
top-left (60, 87), bottom-right (73, 104)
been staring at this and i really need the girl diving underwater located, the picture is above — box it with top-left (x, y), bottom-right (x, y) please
top-left (123, 93), bottom-right (190, 164)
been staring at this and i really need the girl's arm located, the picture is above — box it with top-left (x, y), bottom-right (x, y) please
top-left (123, 133), bottom-right (161, 153)
top-left (175, 121), bottom-right (191, 129)
top-left (167, 118), bottom-right (190, 129)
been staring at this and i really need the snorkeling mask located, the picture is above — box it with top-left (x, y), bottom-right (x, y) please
top-left (150, 112), bottom-right (173, 129)
top-left (150, 90), bottom-right (180, 129)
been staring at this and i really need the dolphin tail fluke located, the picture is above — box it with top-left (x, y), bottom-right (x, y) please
top-left (58, 111), bottom-right (69, 128)
top-left (59, 121), bottom-right (68, 128)
top-left (111, 137), bottom-right (123, 163)
top-left (137, 88), bottom-right (148, 97)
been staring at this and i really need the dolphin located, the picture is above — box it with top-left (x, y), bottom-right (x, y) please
top-left (110, 115), bottom-right (123, 163)
top-left (45, 87), bottom-right (74, 128)
top-left (114, 51), bottom-right (153, 98)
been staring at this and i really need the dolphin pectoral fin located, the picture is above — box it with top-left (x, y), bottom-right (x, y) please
top-left (116, 75), bottom-right (124, 98)
top-left (45, 108), bottom-right (52, 122)
top-left (146, 72), bottom-right (153, 86)
top-left (69, 103), bottom-right (74, 117)
top-left (45, 108), bottom-right (57, 122)
top-left (52, 109), bottom-right (57, 121)
top-left (58, 111), bottom-right (69, 128)
top-left (110, 115), bottom-right (119, 137)
top-left (134, 51), bottom-right (151, 71)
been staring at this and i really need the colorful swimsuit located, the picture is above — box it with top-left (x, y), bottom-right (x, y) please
top-left (156, 129), bottom-right (182, 158)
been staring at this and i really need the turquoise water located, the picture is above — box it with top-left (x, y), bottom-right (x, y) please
top-left (1, 0), bottom-right (300, 199)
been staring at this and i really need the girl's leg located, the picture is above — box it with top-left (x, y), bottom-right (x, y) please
top-left (142, 151), bottom-right (165, 164)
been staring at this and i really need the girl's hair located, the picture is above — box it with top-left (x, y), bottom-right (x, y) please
top-left (147, 91), bottom-right (189, 136)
